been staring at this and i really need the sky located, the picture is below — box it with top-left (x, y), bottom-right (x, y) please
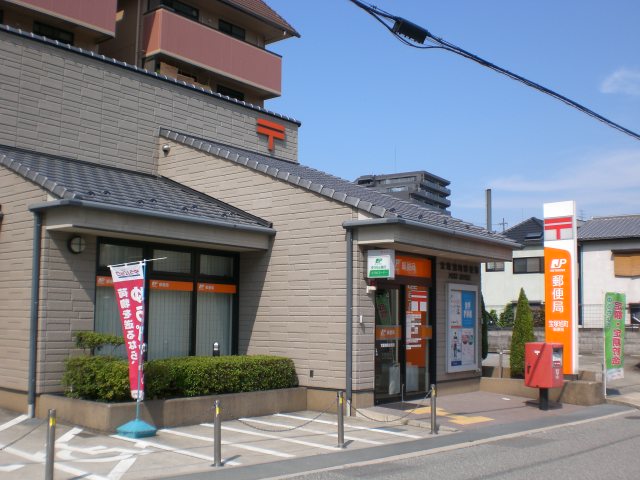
top-left (263, 0), bottom-right (640, 232)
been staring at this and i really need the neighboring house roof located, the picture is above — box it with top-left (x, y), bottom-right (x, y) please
top-left (578, 215), bottom-right (640, 241)
top-left (0, 25), bottom-right (301, 126)
top-left (0, 144), bottom-right (273, 231)
top-left (221, 0), bottom-right (300, 38)
top-left (160, 129), bottom-right (519, 248)
top-left (502, 217), bottom-right (543, 246)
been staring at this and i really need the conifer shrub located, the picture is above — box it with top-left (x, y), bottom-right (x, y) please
top-left (510, 288), bottom-right (536, 377)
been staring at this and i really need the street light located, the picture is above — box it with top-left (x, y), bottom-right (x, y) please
top-left (348, 0), bottom-right (640, 142)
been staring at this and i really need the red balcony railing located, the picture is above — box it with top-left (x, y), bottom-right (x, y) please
top-left (142, 8), bottom-right (281, 97)
top-left (16, 0), bottom-right (117, 36)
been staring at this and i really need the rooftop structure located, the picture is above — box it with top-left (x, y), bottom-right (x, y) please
top-left (354, 170), bottom-right (451, 213)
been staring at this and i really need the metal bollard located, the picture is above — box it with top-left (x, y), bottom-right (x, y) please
top-left (213, 400), bottom-right (222, 467)
top-left (45, 409), bottom-right (56, 480)
top-left (337, 391), bottom-right (345, 448)
top-left (498, 349), bottom-right (504, 378)
top-left (430, 384), bottom-right (438, 435)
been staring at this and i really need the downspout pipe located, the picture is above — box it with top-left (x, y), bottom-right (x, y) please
top-left (346, 227), bottom-right (353, 414)
top-left (28, 211), bottom-right (42, 418)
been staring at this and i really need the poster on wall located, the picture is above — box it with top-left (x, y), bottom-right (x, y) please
top-left (446, 283), bottom-right (478, 373)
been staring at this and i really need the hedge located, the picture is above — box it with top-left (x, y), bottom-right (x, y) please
top-left (62, 355), bottom-right (298, 402)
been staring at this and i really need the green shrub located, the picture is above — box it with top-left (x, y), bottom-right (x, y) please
top-left (498, 302), bottom-right (515, 328)
top-left (510, 288), bottom-right (536, 378)
top-left (62, 355), bottom-right (298, 402)
top-left (62, 356), bottom-right (129, 402)
top-left (73, 331), bottom-right (124, 356)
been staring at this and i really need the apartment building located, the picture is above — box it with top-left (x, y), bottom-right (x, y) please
top-left (354, 171), bottom-right (452, 213)
top-left (0, 0), bottom-right (298, 105)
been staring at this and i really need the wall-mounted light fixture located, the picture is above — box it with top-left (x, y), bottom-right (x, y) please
top-left (67, 235), bottom-right (86, 254)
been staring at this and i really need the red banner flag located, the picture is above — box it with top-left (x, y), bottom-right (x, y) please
top-left (109, 262), bottom-right (145, 400)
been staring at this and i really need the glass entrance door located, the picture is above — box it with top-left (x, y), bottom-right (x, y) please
top-left (374, 286), bottom-right (431, 404)
top-left (374, 288), bottom-right (402, 403)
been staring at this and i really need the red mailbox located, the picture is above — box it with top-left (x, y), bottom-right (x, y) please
top-left (525, 342), bottom-right (564, 389)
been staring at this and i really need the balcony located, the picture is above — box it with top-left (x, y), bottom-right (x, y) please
top-left (9, 0), bottom-right (117, 37)
top-left (142, 8), bottom-right (282, 98)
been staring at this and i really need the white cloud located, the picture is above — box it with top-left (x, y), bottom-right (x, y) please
top-left (601, 68), bottom-right (640, 96)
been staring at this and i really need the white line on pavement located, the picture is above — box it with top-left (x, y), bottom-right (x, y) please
top-left (112, 434), bottom-right (241, 466)
top-left (160, 428), bottom-right (295, 458)
top-left (203, 423), bottom-right (342, 451)
top-left (0, 414), bottom-right (28, 432)
top-left (275, 413), bottom-right (422, 439)
top-left (3, 445), bottom-right (107, 480)
top-left (57, 426), bottom-right (83, 444)
top-left (239, 417), bottom-right (384, 445)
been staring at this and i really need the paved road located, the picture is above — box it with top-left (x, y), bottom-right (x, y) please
top-left (249, 407), bottom-right (640, 480)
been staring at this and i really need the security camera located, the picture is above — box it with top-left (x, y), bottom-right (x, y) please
top-left (162, 144), bottom-right (170, 153)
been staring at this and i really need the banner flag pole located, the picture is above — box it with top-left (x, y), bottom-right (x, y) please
top-left (110, 258), bottom-right (165, 438)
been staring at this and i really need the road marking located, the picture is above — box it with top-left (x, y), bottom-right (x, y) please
top-left (0, 414), bottom-right (28, 432)
top-left (446, 414), bottom-right (493, 425)
top-left (112, 434), bottom-right (241, 466)
top-left (275, 413), bottom-right (422, 439)
top-left (0, 465), bottom-right (25, 472)
top-left (239, 418), bottom-right (384, 445)
top-left (263, 409), bottom-right (632, 480)
top-left (2, 445), bottom-right (107, 480)
top-left (204, 423), bottom-right (342, 451)
top-left (58, 426), bottom-right (83, 443)
top-left (161, 428), bottom-right (295, 458)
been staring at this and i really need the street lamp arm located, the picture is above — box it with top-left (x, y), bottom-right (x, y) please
top-left (348, 0), bottom-right (640, 142)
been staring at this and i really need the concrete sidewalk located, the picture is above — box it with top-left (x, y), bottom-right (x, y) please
top-left (482, 351), bottom-right (640, 409)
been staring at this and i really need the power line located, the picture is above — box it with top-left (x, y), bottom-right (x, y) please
top-left (348, 0), bottom-right (640, 142)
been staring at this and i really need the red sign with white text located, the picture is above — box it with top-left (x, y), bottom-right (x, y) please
top-left (109, 263), bottom-right (146, 400)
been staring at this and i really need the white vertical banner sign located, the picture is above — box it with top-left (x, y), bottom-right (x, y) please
top-left (543, 201), bottom-right (579, 375)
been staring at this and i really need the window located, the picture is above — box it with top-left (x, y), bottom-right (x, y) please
top-left (94, 241), bottom-right (237, 360)
top-left (33, 21), bottom-right (74, 44)
top-left (513, 257), bottom-right (544, 274)
top-left (219, 19), bottom-right (245, 41)
top-left (630, 304), bottom-right (640, 325)
top-left (150, 0), bottom-right (198, 20)
top-left (613, 251), bottom-right (640, 277)
top-left (485, 261), bottom-right (505, 272)
top-left (217, 85), bottom-right (245, 102)
top-left (388, 186), bottom-right (408, 193)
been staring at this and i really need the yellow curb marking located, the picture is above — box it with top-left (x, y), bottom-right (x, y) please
top-left (408, 406), bottom-right (493, 425)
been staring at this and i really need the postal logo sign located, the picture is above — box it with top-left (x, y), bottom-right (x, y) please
top-left (257, 118), bottom-right (285, 152)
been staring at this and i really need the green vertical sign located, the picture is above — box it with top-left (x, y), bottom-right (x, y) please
top-left (604, 292), bottom-right (626, 381)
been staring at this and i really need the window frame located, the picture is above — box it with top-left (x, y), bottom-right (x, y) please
top-left (485, 261), bottom-right (505, 272)
top-left (219, 19), bottom-right (246, 41)
top-left (513, 256), bottom-right (544, 274)
top-left (94, 238), bottom-right (239, 358)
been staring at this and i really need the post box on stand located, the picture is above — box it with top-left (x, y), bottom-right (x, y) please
top-left (525, 342), bottom-right (564, 410)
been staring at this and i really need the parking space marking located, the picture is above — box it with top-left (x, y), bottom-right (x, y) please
top-left (0, 414), bottom-right (28, 432)
top-left (206, 424), bottom-right (342, 451)
top-left (239, 418), bottom-right (384, 446)
top-left (161, 428), bottom-right (295, 458)
top-left (112, 434), bottom-right (241, 466)
top-left (275, 414), bottom-right (423, 439)
top-left (0, 464), bottom-right (25, 472)
top-left (58, 426), bottom-right (83, 443)
top-left (2, 445), bottom-right (107, 480)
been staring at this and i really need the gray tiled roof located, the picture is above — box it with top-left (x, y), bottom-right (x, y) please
top-left (578, 215), bottom-right (640, 241)
top-left (503, 217), bottom-right (543, 246)
top-left (160, 129), bottom-right (518, 247)
top-left (0, 24), bottom-right (301, 126)
top-left (0, 144), bottom-right (272, 230)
